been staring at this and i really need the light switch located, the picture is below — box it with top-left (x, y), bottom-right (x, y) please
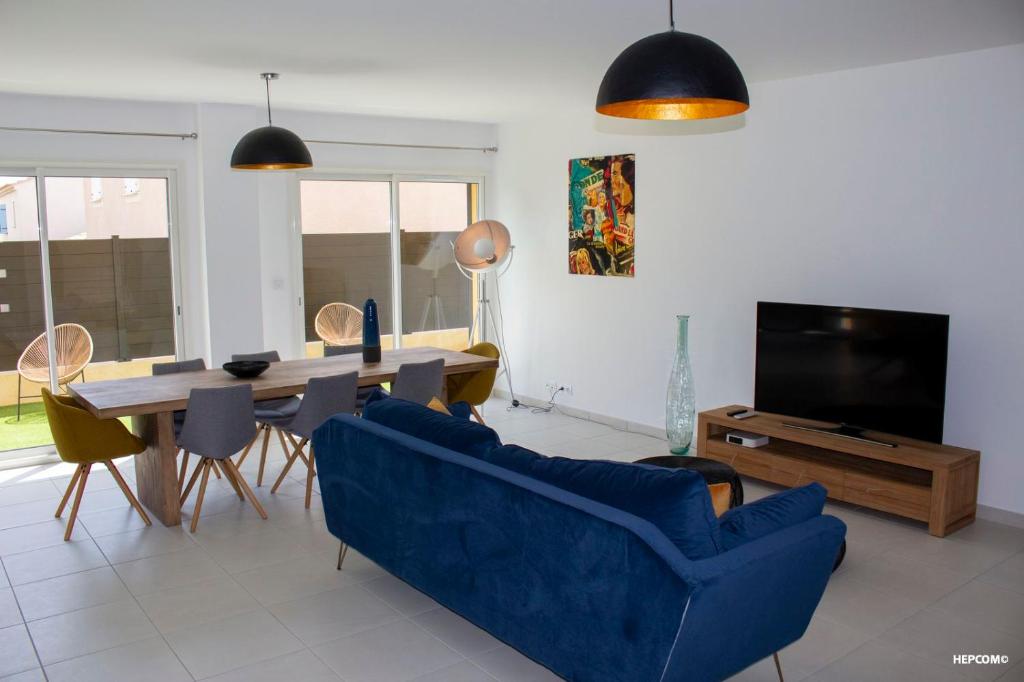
top-left (0, 304), bottom-right (9, 313)
top-left (0, 269), bottom-right (6, 278)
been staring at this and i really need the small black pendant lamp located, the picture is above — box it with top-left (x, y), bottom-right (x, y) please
top-left (596, 0), bottom-right (748, 120)
top-left (230, 73), bottom-right (313, 170)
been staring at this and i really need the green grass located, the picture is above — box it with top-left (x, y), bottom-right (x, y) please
top-left (0, 402), bottom-right (54, 450)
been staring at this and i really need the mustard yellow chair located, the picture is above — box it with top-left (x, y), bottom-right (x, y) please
top-left (446, 342), bottom-right (500, 424)
top-left (41, 389), bottom-right (151, 541)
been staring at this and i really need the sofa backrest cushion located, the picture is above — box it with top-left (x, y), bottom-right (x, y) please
top-left (483, 444), bottom-right (723, 559)
top-left (363, 397), bottom-right (501, 460)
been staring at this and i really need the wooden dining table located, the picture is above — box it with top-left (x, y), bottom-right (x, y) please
top-left (69, 346), bottom-right (499, 526)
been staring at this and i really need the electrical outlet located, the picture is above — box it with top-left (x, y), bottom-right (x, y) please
top-left (0, 304), bottom-right (9, 314)
top-left (563, 384), bottom-right (574, 396)
top-left (544, 380), bottom-right (560, 394)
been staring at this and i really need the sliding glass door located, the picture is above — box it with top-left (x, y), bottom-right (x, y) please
top-left (298, 175), bottom-right (480, 357)
top-left (0, 169), bottom-right (182, 456)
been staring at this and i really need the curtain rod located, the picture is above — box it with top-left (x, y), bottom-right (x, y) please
top-left (304, 138), bottom-right (497, 153)
top-left (0, 125), bottom-right (198, 140)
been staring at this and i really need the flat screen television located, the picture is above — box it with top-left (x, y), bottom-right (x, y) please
top-left (754, 302), bottom-right (949, 443)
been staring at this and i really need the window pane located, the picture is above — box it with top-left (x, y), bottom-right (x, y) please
top-left (42, 176), bottom-right (176, 374)
top-left (300, 180), bottom-right (393, 357)
top-left (0, 176), bottom-right (52, 451)
top-left (399, 181), bottom-right (477, 350)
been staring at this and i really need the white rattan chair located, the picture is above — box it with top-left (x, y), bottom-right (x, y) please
top-left (16, 323), bottom-right (94, 421)
top-left (315, 302), bottom-right (363, 347)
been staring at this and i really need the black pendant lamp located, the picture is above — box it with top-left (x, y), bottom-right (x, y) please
top-left (596, 0), bottom-right (748, 120)
top-left (230, 73), bottom-right (313, 170)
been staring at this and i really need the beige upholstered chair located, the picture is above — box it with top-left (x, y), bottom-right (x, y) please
top-left (16, 323), bottom-right (94, 421)
top-left (315, 302), bottom-right (363, 347)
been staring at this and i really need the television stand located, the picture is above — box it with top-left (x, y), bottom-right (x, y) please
top-left (698, 406), bottom-right (980, 537)
top-left (781, 422), bottom-right (897, 448)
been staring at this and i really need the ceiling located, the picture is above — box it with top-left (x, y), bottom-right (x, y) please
top-left (2, 0), bottom-right (1022, 123)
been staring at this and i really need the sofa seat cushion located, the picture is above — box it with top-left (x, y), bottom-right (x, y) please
top-left (483, 444), bottom-right (723, 559)
top-left (363, 397), bottom-right (502, 460)
top-left (718, 483), bottom-right (828, 551)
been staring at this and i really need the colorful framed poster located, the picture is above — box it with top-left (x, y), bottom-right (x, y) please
top-left (568, 154), bottom-right (635, 277)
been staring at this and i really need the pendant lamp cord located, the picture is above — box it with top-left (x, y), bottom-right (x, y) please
top-left (264, 75), bottom-right (273, 126)
top-left (669, 0), bottom-right (675, 30)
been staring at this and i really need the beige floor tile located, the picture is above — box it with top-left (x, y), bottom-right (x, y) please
top-left (0, 521), bottom-right (75, 557)
top-left (163, 608), bottom-right (304, 679)
top-left (195, 526), bottom-right (312, 574)
top-left (815, 575), bottom-right (925, 636)
top-left (269, 583), bottom-right (401, 646)
top-left (312, 619), bottom-right (462, 682)
top-left (92, 525), bottom-right (196, 564)
top-left (43, 635), bottom-right (191, 682)
top-left (2, 540), bottom-right (107, 586)
top-left (885, 608), bottom-right (1024, 681)
top-left (978, 551), bottom-right (1024, 595)
top-left (413, 607), bottom-right (503, 658)
top-left (0, 481), bottom-right (60, 508)
top-left (0, 589), bottom-right (23, 629)
top-left (202, 649), bottom-right (342, 682)
top-left (839, 552), bottom-right (974, 604)
top-left (113, 547), bottom-right (226, 596)
top-left (412, 660), bottom-right (498, 682)
top-left (0, 668), bottom-right (46, 682)
top-left (0, 625), bottom-right (40, 677)
top-left (882, 534), bottom-right (1019, 578)
top-left (136, 575), bottom-right (261, 632)
top-left (360, 574), bottom-right (440, 616)
top-left (26, 599), bottom-right (157, 665)
top-left (234, 552), bottom-right (357, 606)
top-left (471, 645), bottom-right (562, 682)
top-left (930, 580), bottom-right (1024, 637)
top-left (13, 566), bottom-right (130, 621)
top-left (808, 639), bottom-right (971, 682)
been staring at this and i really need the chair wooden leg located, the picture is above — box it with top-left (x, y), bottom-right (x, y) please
top-left (336, 542), bottom-right (348, 570)
top-left (211, 461), bottom-right (223, 479)
top-left (219, 458), bottom-right (245, 500)
top-left (256, 424), bottom-right (272, 487)
top-left (222, 458), bottom-right (268, 520)
top-left (55, 465), bottom-right (83, 518)
top-left (236, 425), bottom-right (262, 468)
top-left (772, 652), bottom-right (784, 682)
top-left (190, 460), bottom-right (212, 533)
top-left (64, 463), bottom-right (91, 541)
top-left (271, 438), bottom-right (308, 493)
top-left (469, 404), bottom-right (486, 425)
top-left (284, 431), bottom-right (310, 465)
top-left (105, 460), bottom-right (151, 526)
top-left (178, 451), bottom-right (190, 494)
top-left (180, 457), bottom-right (205, 506)
top-left (304, 446), bottom-right (316, 509)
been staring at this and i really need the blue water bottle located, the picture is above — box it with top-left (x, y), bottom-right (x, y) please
top-left (362, 298), bottom-right (382, 363)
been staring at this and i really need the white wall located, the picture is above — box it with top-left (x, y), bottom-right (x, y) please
top-left (493, 44), bottom-right (1024, 514)
top-left (0, 93), bottom-right (496, 366)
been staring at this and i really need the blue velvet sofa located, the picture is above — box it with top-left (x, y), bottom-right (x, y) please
top-left (313, 402), bottom-right (846, 682)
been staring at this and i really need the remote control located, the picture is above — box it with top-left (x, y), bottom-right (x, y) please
top-left (732, 410), bottom-right (758, 420)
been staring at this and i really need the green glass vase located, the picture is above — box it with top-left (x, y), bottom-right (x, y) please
top-left (666, 315), bottom-right (696, 455)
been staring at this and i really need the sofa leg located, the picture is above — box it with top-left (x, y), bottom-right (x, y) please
top-left (773, 652), bottom-right (784, 682)
top-left (337, 542), bottom-right (349, 571)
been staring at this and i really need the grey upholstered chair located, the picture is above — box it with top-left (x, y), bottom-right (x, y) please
top-left (178, 384), bottom-right (267, 532)
top-left (151, 359), bottom-right (221, 489)
top-left (269, 372), bottom-right (359, 508)
top-left (391, 359), bottom-right (445, 405)
top-left (231, 350), bottom-right (301, 487)
top-left (324, 344), bottom-right (377, 410)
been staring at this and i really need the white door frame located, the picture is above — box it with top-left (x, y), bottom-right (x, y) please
top-left (0, 166), bottom-right (186, 460)
top-left (290, 172), bottom-right (485, 356)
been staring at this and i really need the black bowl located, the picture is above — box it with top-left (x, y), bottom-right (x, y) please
top-left (222, 360), bottom-right (270, 379)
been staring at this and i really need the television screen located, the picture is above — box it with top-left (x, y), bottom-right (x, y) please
top-left (754, 302), bottom-right (949, 442)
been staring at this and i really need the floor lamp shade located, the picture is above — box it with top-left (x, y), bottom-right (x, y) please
top-left (454, 220), bottom-right (512, 272)
top-left (230, 125), bottom-right (312, 170)
top-left (596, 31), bottom-right (749, 120)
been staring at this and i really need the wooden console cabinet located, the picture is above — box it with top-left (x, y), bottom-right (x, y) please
top-left (697, 406), bottom-right (980, 537)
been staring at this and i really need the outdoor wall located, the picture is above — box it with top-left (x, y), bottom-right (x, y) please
top-left (492, 44), bottom-right (1024, 515)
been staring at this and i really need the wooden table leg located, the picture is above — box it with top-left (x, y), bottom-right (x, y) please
top-left (132, 411), bottom-right (182, 526)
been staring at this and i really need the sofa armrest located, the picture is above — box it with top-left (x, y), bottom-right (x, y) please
top-left (718, 482), bottom-right (827, 551)
top-left (661, 515), bottom-right (846, 682)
